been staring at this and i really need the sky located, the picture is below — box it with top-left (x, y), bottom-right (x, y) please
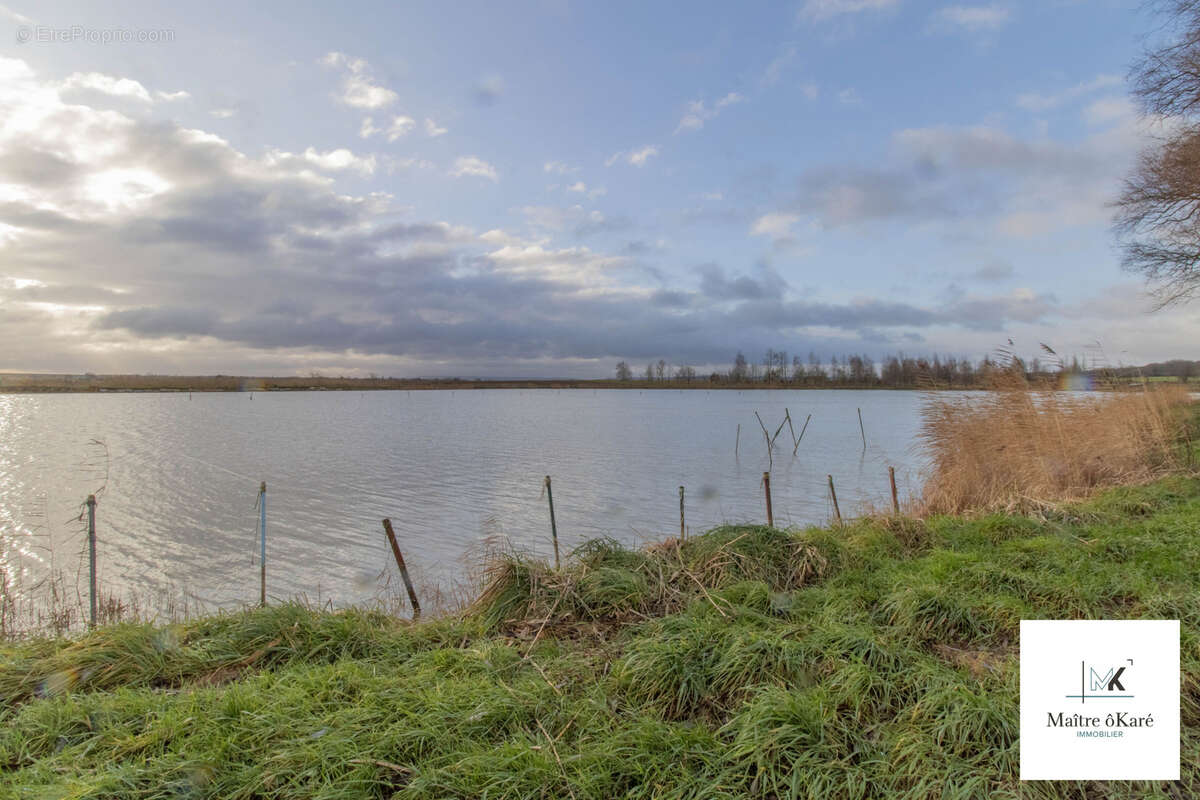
top-left (0, 0), bottom-right (1196, 377)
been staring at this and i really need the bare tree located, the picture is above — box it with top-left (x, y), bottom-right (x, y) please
top-left (615, 361), bottom-right (632, 381)
top-left (1117, 1), bottom-right (1200, 305)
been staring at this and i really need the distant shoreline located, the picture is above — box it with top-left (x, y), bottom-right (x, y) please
top-left (0, 373), bottom-right (947, 393)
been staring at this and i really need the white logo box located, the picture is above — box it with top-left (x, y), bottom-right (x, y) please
top-left (1020, 619), bottom-right (1180, 781)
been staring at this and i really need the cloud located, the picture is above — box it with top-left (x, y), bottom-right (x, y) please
top-left (750, 212), bottom-right (801, 240)
top-left (1084, 96), bottom-right (1134, 126)
top-left (544, 160), bottom-right (578, 175)
top-left (606, 145), bottom-right (659, 167)
top-left (424, 118), bottom-right (447, 137)
top-left (0, 4), bottom-right (32, 24)
top-left (837, 88), bottom-right (862, 106)
top-left (474, 74), bottom-right (504, 105)
top-left (970, 262), bottom-right (1014, 282)
top-left (449, 155), bottom-right (498, 181)
top-left (60, 72), bottom-right (153, 102)
top-left (386, 115), bottom-right (415, 141)
top-left (932, 4), bottom-right (1011, 32)
top-left (675, 92), bottom-right (744, 133)
top-left (776, 117), bottom-right (1146, 235)
top-left (211, 108), bottom-right (237, 119)
top-left (799, 0), bottom-right (898, 22)
top-left (761, 46), bottom-right (798, 87)
top-left (1015, 74), bottom-right (1122, 112)
top-left (1, 56), bottom-right (1191, 376)
top-left (320, 51), bottom-right (397, 110)
top-left (520, 204), bottom-right (631, 238)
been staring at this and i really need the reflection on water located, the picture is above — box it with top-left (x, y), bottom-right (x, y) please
top-left (0, 389), bottom-right (934, 613)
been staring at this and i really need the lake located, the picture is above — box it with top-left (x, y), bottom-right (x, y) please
top-left (0, 389), bottom-right (935, 616)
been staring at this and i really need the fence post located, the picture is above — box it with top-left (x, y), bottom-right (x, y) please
top-left (545, 475), bottom-right (560, 569)
top-left (828, 475), bottom-right (842, 524)
top-left (86, 494), bottom-right (97, 629)
top-left (889, 466), bottom-right (899, 514)
top-left (858, 408), bottom-right (867, 451)
top-left (382, 518), bottom-right (421, 619)
top-left (679, 486), bottom-right (686, 542)
top-left (763, 471), bottom-right (774, 528)
top-left (259, 482), bottom-right (267, 607)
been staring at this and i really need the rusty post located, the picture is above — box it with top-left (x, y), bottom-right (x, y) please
top-left (545, 475), bottom-right (560, 569)
top-left (828, 474), bottom-right (842, 524)
top-left (763, 471), bottom-right (774, 528)
top-left (86, 494), bottom-right (97, 629)
top-left (382, 518), bottom-right (421, 619)
top-left (889, 466), bottom-right (899, 514)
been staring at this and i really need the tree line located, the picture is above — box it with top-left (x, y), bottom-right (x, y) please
top-left (613, 349), bottom-right (1179, 388)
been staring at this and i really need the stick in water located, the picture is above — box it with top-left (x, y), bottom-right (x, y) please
top-left (785, 408), bottom-right (797, 449)
top-left (857, 407), bottom-right (866, 451)
top-left (382, 518), bottom-right (421, 619)
top-left (544, 475), bottom-right (560, 569)
top-left (735, 423), bottom-right (740, 458)
top-left (86, 494), bottom-right (97, 629)
top-left (679, 486), bottom-right (686, 542)
top-left (793, 414), bottom-right (811, 456)
top-left (763, 471), bottom-right (774, 528)
top-left (889, 466), bottom-right (899, 514)
top-left (828, 474), bottom-right (842, 524)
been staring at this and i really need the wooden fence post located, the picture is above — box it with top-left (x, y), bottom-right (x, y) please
top-left (679, 485), bottom-right (686, 542)
top-left (259, 482), bottom-right (267, 607)
top-left (828, 474), bottom-right (842, 524)
top-left (763, 472), bottom-right (774, 528)
top-left (545, 475), bottom-right (560, 569)
top-left (382, 518), bottom-right (421, 619)
top-left (86, 494), bottom-right (97, 629)
top-left (889, 467), bottom-right (899, 514)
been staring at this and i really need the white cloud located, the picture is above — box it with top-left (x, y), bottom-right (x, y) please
top-left (319, 51), bottom-right (397, 110)
top-left (60, 72), bottom-right (152, 102)
top-left (566, 181), bottom-right (587, 193)
top-left (761, 46), bottom-right (797, 87)
top-left (607, 145), bottom-right (659, 167)
top-left (449, 155), bottom-right (498, 181)
top-left (544, 160), bottom-right (578, 175)
top-left (387, 115), bottom-right (415, 141)
top-left (265, 147), bottom-right (378, 176)
top-left (675, 92), bottom-right (744, 134)
top-left (1016, 74), bottom-right (1122, 112)
top-left (210, 108), bottom-right (236, 119)
top-left (1084, 96), bottom-right (1134, 126)
top-left (801, 81), bottom-right (820, 100)
top-left (751, 212), bottom-right (801, 240)
top-left (0, 4), bottom-right (32, 24)
top-left (933, 4), bottom-right (1011, 32)
top-left (359, 117), bottom-right (379, 138)
top-left (156, 90), bottom-right (190, 102)
top-left (424, 117), bottom-right (447, 137)
top-left (799, 0), bottom-right (898, 22)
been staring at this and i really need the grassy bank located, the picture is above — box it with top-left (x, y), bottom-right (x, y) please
top-left (2, 476), bottom-right (1199, 798)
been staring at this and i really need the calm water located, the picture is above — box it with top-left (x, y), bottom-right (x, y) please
top-left (0, 389), bottom-right (934, 613)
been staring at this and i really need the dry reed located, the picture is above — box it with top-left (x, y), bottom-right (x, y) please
top-left (918, 378), bottom-right (1194, 514)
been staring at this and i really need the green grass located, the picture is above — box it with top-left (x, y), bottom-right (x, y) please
top-left (3, 476), bottom-right (1200, 798)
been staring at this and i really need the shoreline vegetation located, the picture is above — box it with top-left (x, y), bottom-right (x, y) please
top-left (1, 387), bottom-right (1197, 797)
top-left (2, 359), bottom-right (1197, 394)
